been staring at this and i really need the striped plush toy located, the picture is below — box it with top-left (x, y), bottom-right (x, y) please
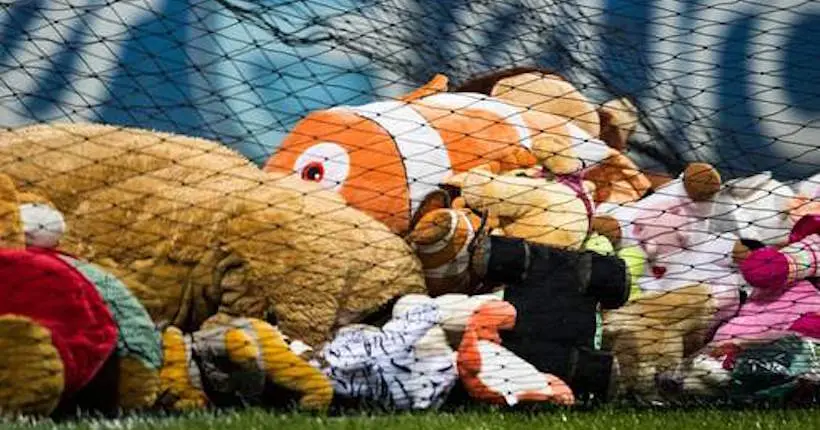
top-left (265, 73), bottom-right (649, 235)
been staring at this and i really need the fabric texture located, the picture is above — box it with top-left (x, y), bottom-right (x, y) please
top-left (0, 248), bottom-right (117, 394)
top-left (320, 302), bottom-right (457, 410)
top-left (58, 254), bottom-right (162, 370)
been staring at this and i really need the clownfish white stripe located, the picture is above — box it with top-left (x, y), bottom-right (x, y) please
top-left (335, 101), bottom-right (453, 215)
top-left (416, 210), bottom-right (460, 254)
top-left (565, 122), bottom-right (611, 170)
top-left (423, 215), bottom-right (474, 279)
top-left (419, 93), bottom-right (534, 151)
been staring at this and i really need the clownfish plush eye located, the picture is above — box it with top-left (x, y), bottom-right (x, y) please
top-left (293, 142), bottom-right (350, 192)
top-left (301, 162), bottom-right (325, 182)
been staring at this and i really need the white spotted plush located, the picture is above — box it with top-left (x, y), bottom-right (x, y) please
top-left (19, 202), bottom-right (66, 248)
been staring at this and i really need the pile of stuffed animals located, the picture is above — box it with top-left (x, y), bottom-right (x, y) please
top-left (0, 70), bottom-right (818, 418)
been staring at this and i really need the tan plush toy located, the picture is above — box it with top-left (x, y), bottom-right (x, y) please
top-left (455, 163), bottom-right (593, 249)
top-left (0, 123), bottom-right (426, 348)
top-left (490, 71), bottom-right (652, 205)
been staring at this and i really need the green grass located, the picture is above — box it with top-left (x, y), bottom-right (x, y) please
top-left (3, 407), bottom-right (820, 430)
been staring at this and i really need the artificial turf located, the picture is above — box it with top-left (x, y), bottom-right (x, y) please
top-left (3, 406), bottom-right (820, 430)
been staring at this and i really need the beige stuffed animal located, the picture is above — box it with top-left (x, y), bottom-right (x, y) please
top-left (0, 123), bottom-right (426, 347)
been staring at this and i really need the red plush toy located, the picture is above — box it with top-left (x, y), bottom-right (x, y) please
top-left (0, 174), bottom-right (119, 416)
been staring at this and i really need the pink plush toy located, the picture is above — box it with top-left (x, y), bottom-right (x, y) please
top-left (711, 214), bottom-right (820, 345)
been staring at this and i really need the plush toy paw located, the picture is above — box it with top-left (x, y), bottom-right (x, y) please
top-left (157, 327), bottom-right (208, 411)
top-left (195, 317), bottom-right (333, 412)
top-left (0, 315), bottom-right (64, 416)
top-left (117, 355), bottom-right (161, 411)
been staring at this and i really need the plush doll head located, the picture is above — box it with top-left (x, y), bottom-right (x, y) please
top-left (594, 162), bottom-right (723, 254)
top-left (489, 71), bottom-right (651, 204)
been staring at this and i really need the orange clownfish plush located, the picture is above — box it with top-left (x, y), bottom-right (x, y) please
top-left (265, 74), bottom-right (613, 234)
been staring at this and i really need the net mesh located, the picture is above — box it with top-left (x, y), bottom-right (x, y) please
top-left (0, 0), bottom-right (819, 417)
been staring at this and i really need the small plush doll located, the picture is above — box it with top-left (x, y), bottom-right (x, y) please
top-left (317, 295), bottom-right (458, 411)
top-left (594, 163), bottom-right (744, 319)
top-left (466, 231), bottom-right (630, 401)
top-left (711, 214), bottom-right (820, 346)
top-left (457, 300), bottom-right (575, 407)
top-left (157, 317), bottom-right (333, 412)
top-left (0, 174), bottom-right (163, 417)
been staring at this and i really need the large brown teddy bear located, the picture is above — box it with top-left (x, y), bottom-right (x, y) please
top-left (0, 123), bottom-right (425, 348)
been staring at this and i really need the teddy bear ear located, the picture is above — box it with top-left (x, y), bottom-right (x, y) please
top-left (592, 215), bottom-right (623, 248)
top-left (598, 97), bottom-right (638, 152)
top-left (683, 162), bottom-right (722, 202)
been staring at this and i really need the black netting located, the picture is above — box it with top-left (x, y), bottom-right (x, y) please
top-left (0, 0), bottom-right (819, 419)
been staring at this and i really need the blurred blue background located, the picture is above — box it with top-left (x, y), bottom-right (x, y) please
top-left (0, 0), bottom-right (817, 179)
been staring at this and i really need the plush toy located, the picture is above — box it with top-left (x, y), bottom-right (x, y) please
top-left (711, 171), bottom-right (797, 245)
top-left (461, 228), bottom-right (630, 401)
top-left (711, 214), bottom-right (820, 346)
top-left (317, 294), bottom-right (457, 410)
top-left (594, 162), bottom-right (744, 310)
top-left (489, 71), bottom-right (652, 205)
top-left (265, 74), bottom-right (624, 234)
top-left (157, 317), bottom-right (333, 412)
top-left (453, 163), bottom-right (594, 249)
top-left (457, 300), bottom-right (575, 407)
top-left (0, 123), bottom-right (425, 348)
top-left (594, 163), bottom-right (749, 397)
top-left (0, 175), bottom-right (162, 416)
top-left (788, 172), bottom-right (820, 225)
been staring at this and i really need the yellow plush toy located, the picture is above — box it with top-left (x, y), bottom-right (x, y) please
top-left (158, 318), bottom-right (333, 412)
top-left (0, 123), bottom-right (426, 349)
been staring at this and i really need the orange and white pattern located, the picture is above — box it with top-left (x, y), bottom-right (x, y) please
top-left (265, 75), bottom-right (612, 234)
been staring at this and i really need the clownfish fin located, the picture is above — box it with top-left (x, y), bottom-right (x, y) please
top-left (400, 74), bottom-right (449, 102)
top-left (406, 189), bottom-right (452, 237)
